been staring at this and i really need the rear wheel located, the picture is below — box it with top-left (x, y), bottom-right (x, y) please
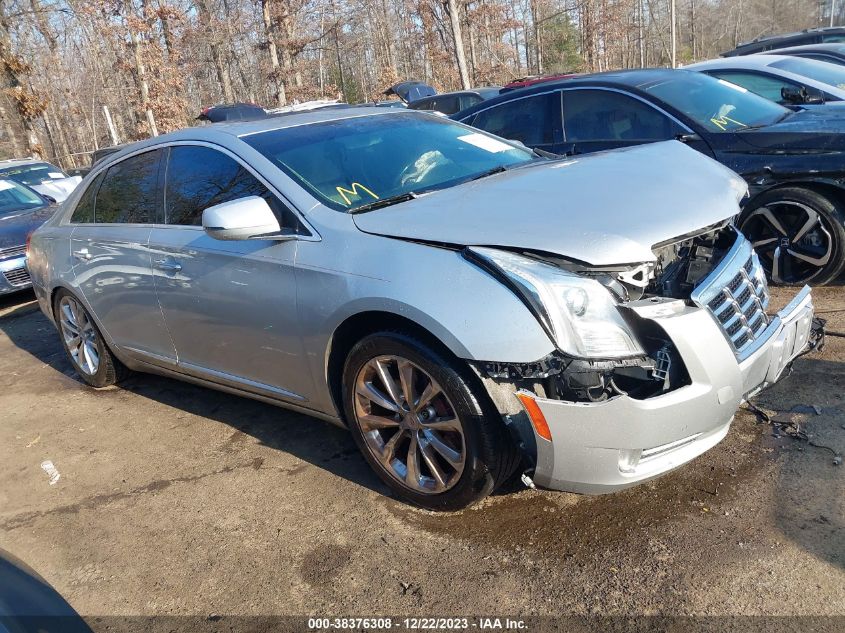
top-left (739, 187), bottom-right (845, 285)
top-left (53, 289), bottom-right (129, 387)
top-left (342, 331), bottom-right (519, 511)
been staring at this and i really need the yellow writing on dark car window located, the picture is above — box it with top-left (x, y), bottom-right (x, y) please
top-left (710, 115), bottom-right (747, 131)
top-left (337, 183), bottom-right (379, 206)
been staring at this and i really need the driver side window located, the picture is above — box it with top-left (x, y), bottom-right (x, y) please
top-left (563, 89), bottom-right (678, 142)
top-left (164, 145), bottom-right (301, 231)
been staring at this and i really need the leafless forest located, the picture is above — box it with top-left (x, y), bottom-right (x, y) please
top-left (0, 0), bottom-right (833, 166)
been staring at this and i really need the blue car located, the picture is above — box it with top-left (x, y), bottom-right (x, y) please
top-left (0, 179), bottom-right (55, 295)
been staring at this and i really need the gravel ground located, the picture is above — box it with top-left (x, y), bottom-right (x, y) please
top-left (0, 286), bottom-right (843, 623)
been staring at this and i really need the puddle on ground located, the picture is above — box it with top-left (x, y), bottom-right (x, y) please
top-left (383, 414), bottom-right (772, 558)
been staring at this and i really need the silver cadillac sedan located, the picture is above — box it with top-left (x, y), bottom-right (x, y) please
top-left (27, 109), bottom-right (820, 510)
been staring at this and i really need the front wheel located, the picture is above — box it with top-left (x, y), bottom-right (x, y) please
top-left (341, 331), bottom-right (519, 511)
top-left (739, 187), bottom-right (845, 285)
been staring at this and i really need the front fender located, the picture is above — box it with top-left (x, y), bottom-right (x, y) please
top-left (294, 230), bottom-right (556, 414)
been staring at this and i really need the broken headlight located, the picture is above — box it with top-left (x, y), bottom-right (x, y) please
top-left (467, 247), bottom-right (646, 359)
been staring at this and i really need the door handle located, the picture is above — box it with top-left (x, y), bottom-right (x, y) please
top-left (72, 249), bottom-right (91, 261)
top-left (154, 259), bottom-right (182, 273)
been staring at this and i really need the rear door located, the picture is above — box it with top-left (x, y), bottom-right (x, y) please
top-left (561, 88), bottom-right (689, 156)
top-left (69, 148), bottom-right (176, 365)
top-left (148, 143), bottom-right (314, 403)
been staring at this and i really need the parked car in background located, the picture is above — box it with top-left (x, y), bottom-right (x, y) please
top-left (687, 55), bottom-right (845, 106)
top-left (722, 27), bottom-right (845, 57)
top-left (456, 68), bottom-right (845, 285)
top-left (760, 43), bottom-right (845, 66)
top-left (409, 87), bottom-right (501, 115)
top-left (383, 80), bottom-right (436, 104)
top-left (197, 102), bottom-right (268, 123)
top-left (501, 73), bottom-right (580, 92)
top-left (28, 109), bottom-right (820, 510)
top-left (0, 179), bottom-right (55, 294)
top-left (0, 159), bottom-right (81, 203)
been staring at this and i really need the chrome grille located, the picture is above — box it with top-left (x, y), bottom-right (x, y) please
top-left (3, 266), bottom-right (31, 287)
top-left (690, 233), bottom-right (770, 360)
top-left (0, 244), bottom-right (26, 259)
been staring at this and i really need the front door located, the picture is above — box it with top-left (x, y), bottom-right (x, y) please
top-left (148, 144), bottom-right (313, 403)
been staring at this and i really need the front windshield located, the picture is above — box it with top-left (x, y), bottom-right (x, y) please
top-left (0, 179), bottom-right (47, 217)
top-left (771, 57), bottom-right (845, 90)
top-left (642, 71), bottom-right (790, 132)
top-left (0, 162), bottom-right (67, 186)
top-left (243, 112), bottom-right (535, 211)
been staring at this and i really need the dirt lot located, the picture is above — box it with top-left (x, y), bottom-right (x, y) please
top-left (0, 286), bottom-right (843, 623)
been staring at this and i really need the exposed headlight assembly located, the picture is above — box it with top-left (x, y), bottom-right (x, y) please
top-left (466, 247), bottom-right (645, 359)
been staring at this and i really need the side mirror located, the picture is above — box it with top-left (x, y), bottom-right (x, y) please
top-left (781, 85), bottom-right (825, 105)
top-left (803, 87), bottom-right (826, 104)
top-left (202, 196), bottom-right (284, 241)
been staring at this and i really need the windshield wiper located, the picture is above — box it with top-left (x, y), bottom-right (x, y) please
top-left (466, 165), bottom-right (509, 182)
top-left (349, 192), bottom-right (419, 214)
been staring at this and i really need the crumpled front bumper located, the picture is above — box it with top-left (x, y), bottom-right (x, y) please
top-left (526, 285), bottom-right (817, 494)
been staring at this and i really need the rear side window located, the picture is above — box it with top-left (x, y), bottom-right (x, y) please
top-left (471, 92), bottom-right (561, 146)
top-left (164, 145), bottom-right (299, 229)
top-left (563, 89), bottom-right (675, 141)
top-left (70, 172), bottom-right (103, 223)
top-left (95, 150), bottom-right (162, 224)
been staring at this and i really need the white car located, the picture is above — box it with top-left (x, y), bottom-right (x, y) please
top-left (686, 54), bottom-right (845, 106)
top-left (0, 159), bottom-right (82, 203)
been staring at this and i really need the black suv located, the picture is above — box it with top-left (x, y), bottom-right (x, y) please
top-left (722, 27), bottom-right (845, 57)
top-left (455, 68), bottom-right (845, 285)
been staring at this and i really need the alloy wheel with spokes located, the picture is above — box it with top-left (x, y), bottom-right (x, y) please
top-left (59, 295), bottom-right (100, 375)
top-left (354, 355), bottom-right (466, 494)
top-left (740, 189), bottom-right (845, 285)
top-left (53, 289), bottom-right (128, 387)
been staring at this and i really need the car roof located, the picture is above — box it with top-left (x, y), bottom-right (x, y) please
top-left (686, 54), bottom-right (803, 70)
top-left (87, 108), bottom-right (438, 165)
top-left (723, 27), bottom-right (845, 55)
top-left (0, 158), bottom-right (53, 169)
top-left (453, 68), bottom-right (690, 119)
top-left (768, 43), bottom-right (845, 55)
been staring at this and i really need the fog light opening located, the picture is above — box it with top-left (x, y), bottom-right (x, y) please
top-left (618, 449), bottom-right (642, 474)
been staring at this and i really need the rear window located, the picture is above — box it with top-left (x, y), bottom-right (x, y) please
top-left (0, 162), bottom-right (67, 186)
top-left (94, 150), bottom-right (162, 224)
top-left (0, 179), bottom-right (47, 217)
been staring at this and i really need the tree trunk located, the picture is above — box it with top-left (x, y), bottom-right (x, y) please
top-left (124, 0), bottom-right (158, 137)
top-left (261, 0), bottom-right (287, 106)
top-left (445, 0), bottom-right (470, 89)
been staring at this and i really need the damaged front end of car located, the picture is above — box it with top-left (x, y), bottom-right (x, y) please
top-left (464, 223), bottom-right (823, 494)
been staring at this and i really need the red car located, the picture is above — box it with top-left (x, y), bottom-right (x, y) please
top-left (501, 73), bottom-right (579, 92)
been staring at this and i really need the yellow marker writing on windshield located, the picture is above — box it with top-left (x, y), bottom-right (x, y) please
top-left (337, 183), bottom-right (379, 206)
top-left (710, 115), bottom-right (747, 131)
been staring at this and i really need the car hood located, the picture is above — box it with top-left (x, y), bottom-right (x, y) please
top-left (734, 108), bottom-right (845, 151)
top-left (31, 176), bottom-right (82, 202)
top-left (0, 205), bottom-right (55, 250)
top-left (353, 141), bottom-right (746, 266)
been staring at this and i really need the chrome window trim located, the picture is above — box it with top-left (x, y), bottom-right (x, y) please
top-left (457, 88), bottom-right (564, 124)
top-left (60, 139), bottom-right (321, 242)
